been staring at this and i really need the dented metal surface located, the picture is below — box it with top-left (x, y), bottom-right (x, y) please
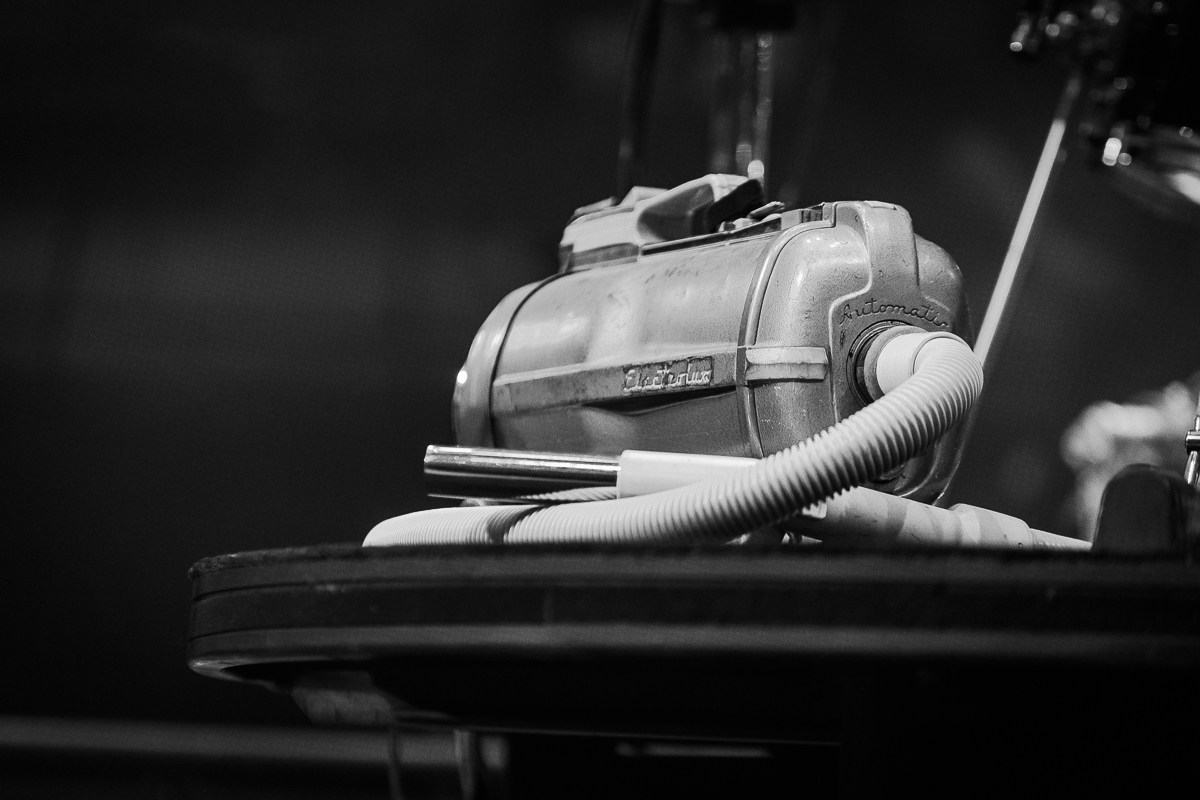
top-left (453, 201), bottom-right (973, 502)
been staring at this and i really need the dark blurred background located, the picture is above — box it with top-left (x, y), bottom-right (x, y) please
top-left (2, 0), bottom-right (1198, 742)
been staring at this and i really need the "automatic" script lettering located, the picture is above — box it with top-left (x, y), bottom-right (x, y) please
top-left (839, 298), bottom-right (949, 328)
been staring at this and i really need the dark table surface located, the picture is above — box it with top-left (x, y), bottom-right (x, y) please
top-left (189, 543), bottom-right (1200, 741)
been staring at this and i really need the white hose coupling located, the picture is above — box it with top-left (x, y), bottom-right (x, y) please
top-left (860, 326), bottom-right (970, 400)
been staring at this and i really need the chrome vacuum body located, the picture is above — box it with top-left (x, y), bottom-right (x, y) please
top-left (453, 183), bottom-right (972, 504)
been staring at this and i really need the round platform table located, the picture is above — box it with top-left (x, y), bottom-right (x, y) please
top-left (188, 543), bottom-right (1200, 795)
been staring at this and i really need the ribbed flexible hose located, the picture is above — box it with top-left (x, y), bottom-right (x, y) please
top-left (364, 335), bottom-right (982, 546)
top-left (369, 503), bottom-right (542, 545)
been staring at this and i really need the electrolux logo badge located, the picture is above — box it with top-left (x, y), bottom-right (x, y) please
top-left (839, 298), bottom-right (949, 328)
top-left (622, 357), bottom-right (714, 394)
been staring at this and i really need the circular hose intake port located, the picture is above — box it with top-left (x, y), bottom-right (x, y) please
top-left (850, 323), bottom-right (923, 404)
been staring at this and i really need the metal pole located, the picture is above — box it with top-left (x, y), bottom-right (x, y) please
top-left (973, 70), bottom-right (1082, 374)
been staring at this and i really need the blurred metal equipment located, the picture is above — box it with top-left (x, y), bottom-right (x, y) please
top-left (1094, 463), bottom-right (1200, 552)
top-left (617, 0), bottom-right (799, 196)
top-left (1186, 395), bottom-right (1200, 487)
top-left (1060, 377), bottom-right (1200, 538)
top-left (978, 0), bottom-right (1198, 420)
top-left (1012, 0), bottom-right (1200, 223)
top-left (1085, 371), bottom-right (1200, 556)
top-left (704, 1), bottom-right (797, 189)
top-left (615, 0), bottom-right (663, 196)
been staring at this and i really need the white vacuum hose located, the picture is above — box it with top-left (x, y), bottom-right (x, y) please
top-left (365, 330), bottom-right (982, 547)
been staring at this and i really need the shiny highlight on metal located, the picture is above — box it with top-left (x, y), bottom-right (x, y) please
top-left (1185, 396), bottom-right (1200, 489)
top-left (425, 445), bottom-right (619, 502)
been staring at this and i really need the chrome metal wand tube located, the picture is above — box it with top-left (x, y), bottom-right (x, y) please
top-left (424, 446), bottom-right (619, 501)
